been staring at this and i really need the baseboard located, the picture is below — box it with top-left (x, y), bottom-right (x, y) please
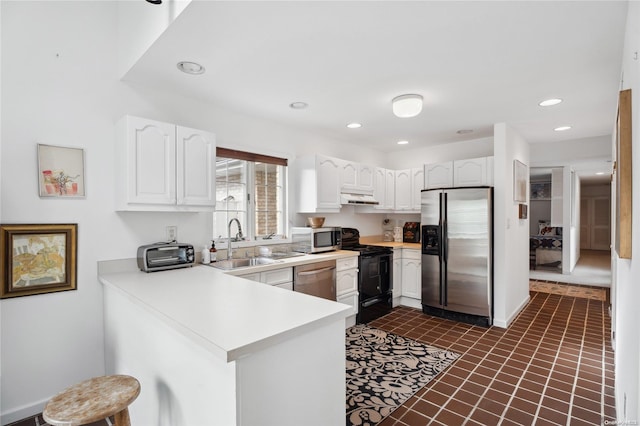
top-left (1, 397), bottom-right (48, 425)
top-left (398, 297), bottom-right (421, 309)
top-left (493, 295), bottom-right (531, 328)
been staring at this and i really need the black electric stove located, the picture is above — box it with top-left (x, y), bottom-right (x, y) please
top-left (341, 228), bottom-right (393, 324)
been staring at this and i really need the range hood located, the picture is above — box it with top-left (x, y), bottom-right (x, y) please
top-left (340, 192), bottom-right (379, 205)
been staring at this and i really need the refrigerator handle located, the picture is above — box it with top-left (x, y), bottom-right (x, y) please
top-left (442, 192), bottom-right (448, 306)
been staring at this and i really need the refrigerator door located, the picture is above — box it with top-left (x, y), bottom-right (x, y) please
top-left (444, 187), bottom-right (492, 318)
top-left (421, 189), bottom-right (443, 308)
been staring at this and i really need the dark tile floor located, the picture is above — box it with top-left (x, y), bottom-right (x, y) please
top-left (371, 289), bottom-right (615, 425)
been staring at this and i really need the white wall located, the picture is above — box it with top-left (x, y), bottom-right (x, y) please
top-left (530, 135), bottom-right (611, 167)
top-left (386, 136), bottom-right (493, 170)
top-left (613, 0), bottom-right (640, 422)
top-left (492, 123), bottom-right (530, 328)
top-left (0, 2), bottom-right (389, 422)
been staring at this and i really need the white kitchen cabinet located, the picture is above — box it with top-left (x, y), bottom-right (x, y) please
top-left (425, 156), bottom-right (494, 189)
top-left (336, 257), bottom-right (358, 296)
top-left (395, 168), bottom-right (423, 212)
top-left (394, 169), bottom-right (412, 210)
top-left (295, 155), bottom-right (341, 213)
top-left (336, 256), bottom-right (359, 327)
top-left (115, 115), bottom-right (216, 211)
top-left (424, 161), bottom-right (454, 189)
top-left (453, 157), bottom-right (490, 187)
top-left (373, 167), bottom-right (396, 210)
top-left (411, 167), bottom-right (425, 210)
top-left (340, 161), bottom-right (374, 193)
top-left (392, 248), bottom-right (402, 306)
top-left (401, 249), bottom-right (421, 300)
top-left (238, 267), bottom-right (294, 290)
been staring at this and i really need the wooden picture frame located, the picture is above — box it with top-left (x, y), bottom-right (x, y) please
top-left (0, 224), bottom-right (78, 299)
top-left (513, 160), bottom-right (527, 202)
top-left (616, 89), bottom-right (632, 259)
top-left (37, 144), bottom-right (85, 198)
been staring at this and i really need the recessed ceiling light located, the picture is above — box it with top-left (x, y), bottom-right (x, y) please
top-left (539, 98), bottom-right (563, 107)
top-left (397, 140), bottom-right (409, 145)
top-left (554, 126), bottom-right (572, 132)
top-left (456, 129), bottom-right (473, 135)
top-left (289, 102), bottom-right (308, 109)
top-left (176, 61), bottom-right (205, 75)
top-left (346, 123), bottom-right (362, 129)
top-left (596, 172), bottom-right (605, 175)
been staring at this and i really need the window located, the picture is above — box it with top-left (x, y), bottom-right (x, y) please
top-left (214, 148), bottom-right (287, 244)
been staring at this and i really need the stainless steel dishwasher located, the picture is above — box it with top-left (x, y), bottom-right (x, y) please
top-left (293, 259), bottom-right (336, 301)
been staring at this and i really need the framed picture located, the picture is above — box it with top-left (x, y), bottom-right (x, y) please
top-left (37, 144), bottom-right (85, 198)
top-left (530, 182), bottom-right (551, 200)
top-left (513, 159), bottom-right (528, 202)
top-left (0, 224), bottom-right (78, 299)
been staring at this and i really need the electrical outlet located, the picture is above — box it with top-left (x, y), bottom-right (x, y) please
top-left (166, 226), bottom-right (177, 242)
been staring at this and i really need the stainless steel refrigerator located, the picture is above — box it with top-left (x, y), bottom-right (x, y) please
top-left (421, 187), bottom-right (493, 326)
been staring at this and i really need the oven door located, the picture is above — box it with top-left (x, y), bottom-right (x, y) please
top-left (358, 252), bottom-right (392, 300)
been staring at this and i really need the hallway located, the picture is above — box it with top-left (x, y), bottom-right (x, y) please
top-left (530, 250), bottom-right (611, 287)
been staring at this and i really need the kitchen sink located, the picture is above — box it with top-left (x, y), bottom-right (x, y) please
top-left (210, 257), bottom-right (279, 270)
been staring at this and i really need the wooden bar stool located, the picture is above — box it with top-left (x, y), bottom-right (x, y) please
top-left (43, 375), bottom-right (140, 426)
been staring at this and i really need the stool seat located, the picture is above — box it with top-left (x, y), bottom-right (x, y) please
top-left (43, 375), bottom-right (140, 426)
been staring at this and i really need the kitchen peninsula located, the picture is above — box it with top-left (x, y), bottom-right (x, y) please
top-left (98, 257), bottom-right (352, 426)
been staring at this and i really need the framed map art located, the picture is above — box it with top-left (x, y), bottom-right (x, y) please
top-left (0, 223), bottom-right (78, 299)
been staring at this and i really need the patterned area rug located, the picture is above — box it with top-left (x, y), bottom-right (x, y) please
top-left (345, 325), bottom-right (460, 426)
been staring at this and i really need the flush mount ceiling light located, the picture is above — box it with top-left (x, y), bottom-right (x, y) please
top-left (177, 61), bottom-right (205, 75)
top-left (346, 122), bottom-right (362, 129)
top-left (397, 140), bottom-right (409, 145)
top-left (554, 126), bottom-right (572, 132)
top-left (289, 102), bottom-right (308, 109)
top-left (539, 98), bottom-right (563, 107)
top-left (392, 94), bottom-right (423, 118)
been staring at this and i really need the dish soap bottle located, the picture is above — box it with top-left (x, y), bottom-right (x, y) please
top-left (201, 246), bottom-right (210, 264)
top-left (209, 240), bottom-right (217, 262)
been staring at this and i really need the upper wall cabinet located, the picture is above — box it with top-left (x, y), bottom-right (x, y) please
top-left (373, 168), bottom-right (396, 210)
top-left (425, 156), bottom-right (494, 189)
top-left (115, 115), bottom-right (216, 211)
top-left (295, 155), bottom-right (341, 213)
top-left (424, 161), bottom-right (454, 189)
top-left (394, 167), bottom-right (423, 212)
top-left (340, 160), bottom-right (375, 193)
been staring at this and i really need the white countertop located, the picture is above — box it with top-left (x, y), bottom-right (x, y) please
top-left (98, 251), bottom-right (357, 363)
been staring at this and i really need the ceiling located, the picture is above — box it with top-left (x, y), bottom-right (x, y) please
top-left (124, 1), bottom-right (627, 159)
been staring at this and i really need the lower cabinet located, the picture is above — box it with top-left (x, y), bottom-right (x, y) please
top-left (238, 267), bottom-right (293, 290)
top-left (336, 256), bottom-right (359, 328)
top-left (399, 249), bottom-right (422, 309)
top-left (392, 249), bottom-right (402, 307)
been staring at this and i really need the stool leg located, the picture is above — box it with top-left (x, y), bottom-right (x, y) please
top-left (113, 407), bottom-right (131, 426)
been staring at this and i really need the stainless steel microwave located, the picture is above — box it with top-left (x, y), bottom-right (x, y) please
top-left (291, 227), bottom-right (342, 253)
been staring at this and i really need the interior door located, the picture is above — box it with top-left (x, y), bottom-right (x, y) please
top-left (591, 196), bottom-right (611, 250)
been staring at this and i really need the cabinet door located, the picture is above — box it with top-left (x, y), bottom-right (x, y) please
top-left (340, 160), bottom-right (358, 190)
top-left (392, 249), bottom-right (402, 295)
top-left (373, 168), bottom-right (387, 210)
top-left (453, 157), bottom-right (487, 187)
top-left (401, 258), bottom-right (421, 299)
top-left (411, 167), bottom-right (424, 210)
top-left (316, 156), bottom-right (341, 209)
top-left (425, 162), bottom-right (454, 189)
top-left (358, 164), bottom-right (375, 192)
top-left (394, 169), bottom-right (412, 210)
top-left (336, 269), bottom-right (358, 296)
top-left (550, 168), bottom-right (563, 226)
top-left (385, 169), bottom-right (396, 210)
top-left (126, 116), bottom-right (176, 205)
top-left (176, 126), bottom-right (216, 207)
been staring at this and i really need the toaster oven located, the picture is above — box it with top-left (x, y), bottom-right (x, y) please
top-left (137, 242), bottom-right (195, 272)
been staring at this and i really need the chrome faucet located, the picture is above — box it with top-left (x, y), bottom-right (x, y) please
top-left (227, 218), bottom-right (244, 260)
